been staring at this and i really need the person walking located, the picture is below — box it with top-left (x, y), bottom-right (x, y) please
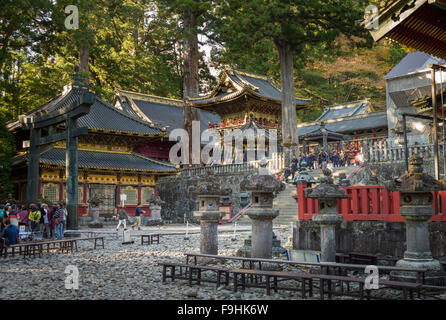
top-left (28, 204), bottom-right (41, 233)
top-left (131, 203), bottom-right (145, 231)
top-left (53, 202), bottom-right (66, 240)
top-left (116, 208), bottom-right (129, 231)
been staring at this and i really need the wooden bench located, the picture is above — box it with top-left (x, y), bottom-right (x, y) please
top-left (141, 234), bottom-right (160, 245)
top-left (3, 238), bottom-right (78, 258)
top-left (75, 236), bottom-right (105, 250)
top-left (184, 252), bottom-right (427, 284)
top-left (158, 262), bottom-right (230, 288)
top-left (230, 268), bottom-right (421, 300)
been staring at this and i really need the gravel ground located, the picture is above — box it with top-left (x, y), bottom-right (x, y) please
top-left (0, 224), bottom-right (444, 300)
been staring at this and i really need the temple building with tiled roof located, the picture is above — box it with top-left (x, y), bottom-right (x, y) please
top-left (8, 80), bottom-right (178, 217)
top-left (188, 68), bottom-right (311, 132)
top-left (297, 99), bottom-right (388, 157)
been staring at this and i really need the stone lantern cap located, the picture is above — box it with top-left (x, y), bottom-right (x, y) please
top-left (384, 155), bottom-right (446, 193)
top-left (240, 159), bottom-right (284, 193)
top-left (148, 194), bottom-right (164, 206)
top-left (305, 168), bottom-right (348, 199)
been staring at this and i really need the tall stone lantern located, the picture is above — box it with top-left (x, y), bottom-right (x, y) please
top-left (384, 155), bottom-right (446, 284)
top-left (305, 168), bottom-right (348, 262)
top-left (240, 159), bottom-right (285, 259)
top-left (192, 173), bottom-right (231, 255)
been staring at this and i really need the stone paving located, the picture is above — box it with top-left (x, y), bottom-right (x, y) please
top-left (0, 224), bottom-right (443, 300)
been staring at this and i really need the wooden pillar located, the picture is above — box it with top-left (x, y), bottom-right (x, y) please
top-left (38, 180), bottom-right (42, 199)
top-left (18, 182), bottom-right (22, 202)
top-left (83, 183), bottom-right (87, 203)
top-left (66, 117), bottom-right (79, 229)
top-left (25, 127), bottom-right (41, 204)
top-left (116, 185), bottom-right (121, 207)
top-left (59, 182), bottom-right (64, 201)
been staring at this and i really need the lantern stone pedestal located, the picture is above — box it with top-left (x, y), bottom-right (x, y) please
top-left (192, 171), bottom-right (231, 258)
top-left (305, 169), bottom-right (347, 263)
top-left (240, 159), bottom-right (285, 263)
top-left (194, 209), bottom-right (225, 255)
top-left (385, 155), bottom-right (446, 285)
top-left (88, 206), bottom-right (103, 228)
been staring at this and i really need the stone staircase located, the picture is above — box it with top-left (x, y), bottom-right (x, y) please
top-left (236, 166), bottom-right (359, 225)
top-left (237, 182), bottom-right (298, 225)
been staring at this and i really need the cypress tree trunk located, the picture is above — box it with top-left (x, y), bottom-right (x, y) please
top-left (276, 39), bottom-right (298, 168)
top-left (182, 10), bottom-right (200, 166)
top-left (79, 42), bottom-right (89, 81)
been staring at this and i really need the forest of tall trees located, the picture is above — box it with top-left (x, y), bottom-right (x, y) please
top-left (0, 0), bottom-right (409, 195)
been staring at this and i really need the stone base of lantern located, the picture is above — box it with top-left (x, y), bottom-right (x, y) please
top-left (246, 209), bottom-right (280, 260)
top-left (193, 211), bottom-right (225, 255)
top-left (391, 258), bottom-right (445, 285)
top-left (312, 215), bottom-right (343, 263)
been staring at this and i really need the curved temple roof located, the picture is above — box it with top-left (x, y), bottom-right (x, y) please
top-left (13, 147), bottom-right (178, 173)
top-left (187, 68), bottom-right (312, 107)
top-left (8, 82), bottom-right (166, 137)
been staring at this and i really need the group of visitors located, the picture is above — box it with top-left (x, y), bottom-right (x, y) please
top-left (279, 150), bottom-right (365, 182)
top-left (116, 203), bottom-right (146, 231)
top-left (299, 151), bottom-right (353, 170)
top-left (0, 202), bottom-right (68, 246)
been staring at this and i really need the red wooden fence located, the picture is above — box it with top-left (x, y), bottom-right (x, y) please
top-left (297, 185), bottom-right (446, 222)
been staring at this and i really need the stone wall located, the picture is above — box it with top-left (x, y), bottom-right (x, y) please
top-left (157, 169), bottom-right (255, 223)
top-left (293, 220), bottom-right (446, 260)
top-left (350, 160), bottom-right (444, 185)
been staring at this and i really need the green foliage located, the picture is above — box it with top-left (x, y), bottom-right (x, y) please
top-left (0, 113), bottom-right (15, 199)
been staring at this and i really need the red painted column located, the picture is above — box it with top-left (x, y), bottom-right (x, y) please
top-left (154, 185), bottom-right (158, 198)
top-left (297, 185), bottom-right (306, 220)
top-left (116, 185), bottom-right (121, 207)
top-left (137, 186), bottom-right (141, 204)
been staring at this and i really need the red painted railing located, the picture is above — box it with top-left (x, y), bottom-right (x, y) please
top-left (297, 185), bottom-right (446, 222)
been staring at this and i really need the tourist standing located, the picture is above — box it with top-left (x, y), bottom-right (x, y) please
top-left (40, 203), bottom-right (51, 238)
top-left (48, 205), bottom-right (57, 239)
top-left (291, 159), bottom-right (298, 180)
top-left (18, 205), bottom-right (29, 231)
top-left (8, 205), bottom-right (19, 227)
top-left (116, 208), bottom-right (129, 231)
top-left (28, 204), bottom-right (41, 232)
top-left (131, 203), bottom-right (145, 231)
top-left (0, 205), bottom-right (5, 219)
top-left (53, 202), bottom-right (66, 240)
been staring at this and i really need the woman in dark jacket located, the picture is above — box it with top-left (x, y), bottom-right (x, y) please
top-left (48, 205), bottom-right (57, 239)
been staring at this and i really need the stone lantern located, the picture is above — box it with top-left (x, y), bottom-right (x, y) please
top-left (147, 194), bottom-right (164, 225)
top-left (192, 172), bottom-right (231, 255)
top-left (305, 168), bottom-right (348, 262)
top-left (384, 155), bottom-right (446, 284)
top-left (240, 159), bottom-right (285, 259)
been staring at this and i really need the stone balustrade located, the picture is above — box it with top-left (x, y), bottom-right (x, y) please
top-left (363, 140), bottom-right (446, 163)
top-left (180, 154), bottom-right (285, 177)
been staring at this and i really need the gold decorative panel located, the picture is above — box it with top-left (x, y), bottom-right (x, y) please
top-left (141, 175), bottom-right (155, 185)
top-left (120, 186), bottom-right (138, 205)
top-left (86, 174), bottom-right (118, 184)
top-left (42, 183), bottom-right (59, 203)
top-left (41, 170), bottom-right (60, 182)
top-left (121, 175), bottom-right (138, 185)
